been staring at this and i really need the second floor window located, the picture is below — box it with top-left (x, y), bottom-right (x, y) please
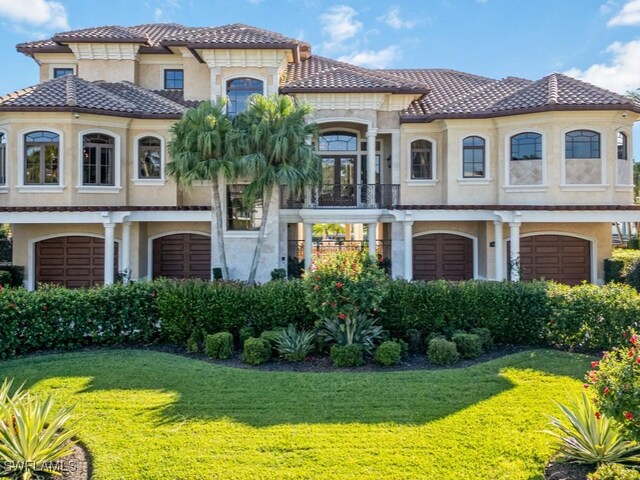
top-left (511, 132), bottom-right (542, 160)
top-left (53, 68), bottom-right (74, 78)
top-left (565, 130), bottom-right (600, 158)
top-left (462, 136), bottom-right (485, 178)
top-left (226, 78), bottom-right (263, 117)
top-left (24, 131), bottom-right (59, 185)
top-left (138, 136), bottom-right (162, 179)
top-left (617, 132), bottom-right (628, 160)
top-left (82, 133), bottom-right (115, 186)
top-left (227, 185), bottom-right (262, 230)
top-left (0, 133), bottom-right (5, 186)
top-left (410, 139), bottom-right (433, 180)
top-left (164, 69), bottom-right (184, 90)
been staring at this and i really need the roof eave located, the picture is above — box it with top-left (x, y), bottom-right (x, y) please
top-left (281, 86), bottom-right (430, 95)
top-left (51, 36), bottom-right (149, 45)
top-left (0, 106), bottom-right (183, 120)
top-left (16, 45), bottom-right (73, 55)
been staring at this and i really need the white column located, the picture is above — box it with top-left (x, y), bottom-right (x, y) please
top-left (493, 219), bottom-right (504, 280)
top-left (103, 223), bottom-right (116, 286)
top-left (303, 223), bottom-right (313, 270)
top-left (121, 221), bottom-right (131, 283)
top-left (391, 131), bottom-right (401, 185)
top-left (509, 221), bottom-right (521, 281)
top-left (403, 221), bottom-right (414, 280)
top-left (366, 129), bottom-right (378, 185)
top-left (367, 223), bottom-right (377, 256)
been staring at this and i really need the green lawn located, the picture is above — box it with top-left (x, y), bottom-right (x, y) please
top-left (0, 349), bottom-right (592, 479)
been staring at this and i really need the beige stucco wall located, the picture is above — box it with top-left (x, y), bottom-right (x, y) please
top-left (77, 59), bottom-right (137, 83)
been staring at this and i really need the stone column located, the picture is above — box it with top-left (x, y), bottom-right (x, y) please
top-left (403, 221), bottom-right (414, 280)
top-left (509, 221), bottom-right (521, 281)
top-left (367, 222), bottom-right (377, 256)
top-left (121, 221), bottom-right (131, 283)
top-left (366, 129), bottom-right (378, 185)
top-left (493, 219), bottom-right (504, 280)
top-left (103, 223), bottom-right (116, 286)
top-left (304, 223), bottom-right (313, 270)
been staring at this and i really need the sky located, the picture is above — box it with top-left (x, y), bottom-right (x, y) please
top-left (0, 0), bottom-right (638, 156)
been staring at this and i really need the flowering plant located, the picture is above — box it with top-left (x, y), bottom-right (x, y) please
top-left (587, 330), bottom-right (640, 440)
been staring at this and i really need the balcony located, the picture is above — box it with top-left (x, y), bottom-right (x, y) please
top-left (280, 184), bottom-right (399, 209)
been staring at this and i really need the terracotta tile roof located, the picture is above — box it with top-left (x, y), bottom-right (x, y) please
top-left (283, 56), bottom-right (430, 94)
top-left (161, 23), bottom-right (299, 47)
top-left (51, 25), bottom-right (149, 44)
top-left (0, 75), bottom-right (187, 119)
top-left (152, 89), bottom-right (201, 108)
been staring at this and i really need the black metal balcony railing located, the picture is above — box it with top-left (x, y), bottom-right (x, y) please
top-left (280, 184), bottom-right (399, 209)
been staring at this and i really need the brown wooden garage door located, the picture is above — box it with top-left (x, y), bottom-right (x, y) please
top-left (413, 233), bottom-right (474, 281)
top-left (152, 233), bottom-right (211, 280)
top-left (510, 235), bottom-right (591, 285)
top-left (36, 236), bottom-right (119, 288)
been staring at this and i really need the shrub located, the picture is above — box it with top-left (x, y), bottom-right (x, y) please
top-left (589, 464), bottom-right (640, 480)
top-left (605, 258), bottom-right (625, 284)
top-left (452, 333), bottom-right (483, 359)
top-left (242, 338), bottom-right (271, 365)
top-left (186, 335), bottom-right (199, 353)
top-left (627, 262), bottom-right (640, 291)
top-left (545, 392), bottom-right (640, 466)
top-left (330, 344), bottom-right (364, 367)
top-left (302, 251), bottom-right (389, 323)
top-left (405, 328), bottom-right (422, 354)
top-left (428, 338), bottom-right (459, 366)
top-left (239, 326), bottom-right (255, 345)
top-left (270, 268), bottom-right (287, 281)
top-left (0, 266), bottom-right (24, 288)
top-left (260, 329), bottom-right (284, 348)
top-left (205, 332), bottom-right (234, 359)
top-left (394, 338), bottom-right (409, 359)
top-left (589, 331), bottom-right (640, 441)
top-left (470, 327), bottom-right (494, 351)
top-left (247, 280), bottom-right (313, 332)
top-left (318, 313), bottom-right (383, 354)
top-left (0, 270), bottom-right (10, 287)
top-left (374, 341), bottom-right (402, 366)
top-left (547, 283), bottom-right (640, 350)
top-left (276, 324), bottom-right (315, 362)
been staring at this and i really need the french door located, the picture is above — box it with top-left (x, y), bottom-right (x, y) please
top-left (320, 156), bottom-right (357, 206)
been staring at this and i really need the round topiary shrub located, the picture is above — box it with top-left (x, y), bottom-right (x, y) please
top-left (330, 344), bottom-right (364, 367)
top-left (205, 332), bottom-right (234, 359)
top-left (374, 340), bottom-right (402, 366)
top-left (242, 338), bottom-right (271, 365)
top-left (428, 338), bottom-right (459, 366)
top-left (470, 327), bottom-right (494, 351)
top-left (452, 333), bottom-right (484, 359)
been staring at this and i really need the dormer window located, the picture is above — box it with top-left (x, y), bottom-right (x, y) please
top-left (164, 69), bottom-right (184, 90)
top-left (226, 78), bottom-right (263, 116)
top-left (53, 68), bottom-right (74, 78)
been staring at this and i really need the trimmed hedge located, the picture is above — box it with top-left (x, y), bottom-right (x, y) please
top-left (205, 332), bottom-right (234, 359)
top-left (1, 277), bottom-right (640, 359)
top-left (604, 248), bottom-right (640, 284)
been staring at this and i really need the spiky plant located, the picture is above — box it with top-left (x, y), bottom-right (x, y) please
top-left (275, 324), bottom-right (315, 361)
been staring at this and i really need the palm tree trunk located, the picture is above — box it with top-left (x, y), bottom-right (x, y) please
top-left (211, 180), bottom-right (229, 280)
top-left (247, 185), bottom-right (272, 284)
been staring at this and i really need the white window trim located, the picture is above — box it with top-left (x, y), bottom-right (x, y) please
top-left (0, 127), bottom-right (8, 193)
top-left (317, 128), bottom-right (366, 184)
top-left (50, 64), bottom-right (76, 79)
top-left (503, 129), bottom-right (546, 188)
top-left (615, 128), bottom-right (633, 187)
top-left (222, 74), bottom-right (267, 116)
top-left (458, 133), bottom-right (492, 183)
top-left (406, 135), bottom-right (438, 184)
top-left (77, 129), bottom-right (122, 193)
top-left (132, 133), bottom-right (166, 185)
top-left (16, 127), bottom-right (65, 192)
top-left (561, 126), bottom-right (606, 188)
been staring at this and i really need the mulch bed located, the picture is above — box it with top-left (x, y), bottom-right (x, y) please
top-left (544, 460), bottom-right (594, 480)
top-left (41, 440), bottom-right (92, 480)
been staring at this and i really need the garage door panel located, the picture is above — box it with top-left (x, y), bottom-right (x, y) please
top-left (153, 234), bottom-right (211, 280)
top-left (413, 233), bottom-right (473, 281)
top-left (509, 235), bottom-right (590, 285)
top-left (36, 236), bottom-right (118, 288)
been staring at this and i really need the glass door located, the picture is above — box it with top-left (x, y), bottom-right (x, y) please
top-left (320, 156), bottom-right (356, 206)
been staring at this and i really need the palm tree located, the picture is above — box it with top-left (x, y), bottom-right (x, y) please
top-left (230, 94), bottom-right (321, 284)
top-left (166, 100), bottom-right (234, 280)
top-left (312, 223), bottom-right (345, 239)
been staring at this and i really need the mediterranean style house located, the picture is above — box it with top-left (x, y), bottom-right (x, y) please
top-left (0, 23), bottom-right (639, 288)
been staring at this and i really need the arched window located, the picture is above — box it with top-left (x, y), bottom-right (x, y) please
top-left (565, 130), bottom-right (600, 159)
top-left (0, 133), bottom-right (6, 186)
top-left (411, 139), bottom-right (433, 180)
top-left (82, 133), bottom-right (115, 186)
top-left (462, 136), bottom-right (485, 178)
top-left (24, 131), bottom-right (59, 185)
top-left (510, 132), bottom-right (542, 160)
top-left (137, 136), bottom-right (162, 179)
top-left (617, 132), bottom-right (628, 160)
top-left (318, 131), bottom-right (358, 151)
top-left (226, 78), bottom-right (263, 116)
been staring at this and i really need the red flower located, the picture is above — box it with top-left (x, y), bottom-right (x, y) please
top-left (583, 383), bottom-right (590, 389)
top-left (587, 370), bottom-right (598, 383)
top-left (338, 313), bottom-right (346, 320)
top-left (591, 361), bottom-right (599, 368)
top-left (632, 335), bottom-right (639, 346)
top-left (595, 412), bottom-right (602, 420)
top-left (624, 411), bottom-right (634, 421)
top-left (637, 357), bottom-right (640, 364)
top-left (603, 387), bottom-right (610, 395)
top-left (336, 282), bottom-right (343, 289)
top-left (629, 349), bottom-right (635, 358)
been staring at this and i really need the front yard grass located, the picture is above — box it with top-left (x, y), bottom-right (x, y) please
top-left (0, 349), bottom-right (592, 479)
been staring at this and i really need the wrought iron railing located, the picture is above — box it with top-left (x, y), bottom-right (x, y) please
top-left (280, 184), bottom-right (399, 209)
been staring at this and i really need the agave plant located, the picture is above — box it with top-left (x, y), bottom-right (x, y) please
top-left (319, 313), bottom-right (384, 354)
top-left (0, 391), bottom-right (79, 480)
top-left (545, 392), bottom-right (640, 466)
top-left (275, 324), bottom-right (315, 362)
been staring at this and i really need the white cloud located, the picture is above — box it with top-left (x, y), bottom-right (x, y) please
top-left (608, 0), bottom-right (640, 26)
top-left (600, 0), bottom-right (617, 15)
top-left (338, 45), bottom-right (401, 69)
top-left (319, 5), bottom-right (362, 49)
top-left (564, 39), bottom-right (640, 94)
top-left (0, 0), bottom-right (69, 31)
top-left (377, 6), bottom-right (416, 29)
top-left (154, 8), bottom-right (163, 21)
